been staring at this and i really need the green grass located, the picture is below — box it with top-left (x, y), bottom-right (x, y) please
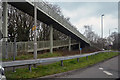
top-left (3, 52), bottom-right (62, 61)
top-left (5, 52), bottom-right (120, 80)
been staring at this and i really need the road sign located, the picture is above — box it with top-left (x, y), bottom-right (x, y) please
top-left (0, 30), bottom-right (3, 40)
top-left (32, 26), bottom-right (36, 31)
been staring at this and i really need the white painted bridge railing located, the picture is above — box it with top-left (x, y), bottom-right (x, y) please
top-left (4, 40), bottom-right (78, 53)
top-left (2, 51), bottom-right (110, 68)
top-left (2, 40), bottom-right (78, 58)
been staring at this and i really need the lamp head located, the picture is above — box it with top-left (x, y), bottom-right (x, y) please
top-left (102, 14), bottom-right (104, 16)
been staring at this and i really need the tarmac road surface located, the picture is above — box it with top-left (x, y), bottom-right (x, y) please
top-left (58, 55), bottom-right (120, 78)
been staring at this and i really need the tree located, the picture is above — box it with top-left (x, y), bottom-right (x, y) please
top-left (83, 25), bottom-right (99, 43)
top-left (7, 2), bottom-right (70, 42)
top-left (108, 32), bottom-right (119, 50)
top-left (8, 5), bottom-right (33, 42)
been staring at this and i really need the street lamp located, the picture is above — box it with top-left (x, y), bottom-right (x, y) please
top-left (101, 14), bottom-right (104, 49)
top-left (101, 14), bottom-right (104, 38)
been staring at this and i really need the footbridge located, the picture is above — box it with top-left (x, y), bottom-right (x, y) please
top-left (1, 1), bottom-right (90, 55)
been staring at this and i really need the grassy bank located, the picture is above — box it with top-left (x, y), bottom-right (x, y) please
top-left (5, 52), bottom-right (119, 79)
top-left (3, 50), bottom-right (84, 62)
top-left (3, 52), bottom-right (62, 62)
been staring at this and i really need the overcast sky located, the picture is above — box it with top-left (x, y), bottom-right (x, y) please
top-left (52, 2), bottom-right (118, 38)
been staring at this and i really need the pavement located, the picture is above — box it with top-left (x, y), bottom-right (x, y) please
top-left (57, 55), bottom-right (120, 78)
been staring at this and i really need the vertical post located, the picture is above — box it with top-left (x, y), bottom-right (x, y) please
top-left (13, 36), bottom-right (17, 60)
top-left (69, 36), bottom-right (71, 51)
top-left (2, 2), bottom-right (8, 59)
top-left (109, 29), bottom-right (110, 51)
top-left (28, 64), bottom-right (32, 72)
top-left (79, 42), bottom-right (81, 54)
top-left (13, 36), bottom-right (17, 72)
top-left (50, 25), bottom-right (53, 53)
top-left (61, 60), bottom-right (63, 66)
top-left (0, 1), bottom-right (2, 66)
top-left (5, 42), bottom-right (8, 59)
top-left (101, 14), bottom-right (104, 49)
top-left (86, 56), bottom-right (88, 60)
top-left (77, 58), bottom-right (79, 62)
top-left (101, 15), bottom-right (103, 39)
top-left (79, 42), bottom-right (80, 50)
top-left (34, 1), bottom-right (37, 59)
top-left (2, 2), bottom-right (8, 42)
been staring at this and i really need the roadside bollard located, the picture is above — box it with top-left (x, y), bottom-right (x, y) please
top-left (77, 58), bottom-right (79, 62)
top-left (61, 60), bottom-right (63, 66)
top-left (28, 64), bottom-right (32, 72)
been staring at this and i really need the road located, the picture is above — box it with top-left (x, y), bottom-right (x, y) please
top-left (58, 55), bottom-right (120, 78)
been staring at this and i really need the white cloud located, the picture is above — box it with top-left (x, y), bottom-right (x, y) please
top-left (72, 15), bottom-right (118, 38)
top-left (62, 4), bottom-right (98, 20)
top-left (59, 3), bottom-right (118, 37)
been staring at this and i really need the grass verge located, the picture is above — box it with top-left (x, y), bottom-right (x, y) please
top-left (3, 52), bottom-right (62, 61)
top-left (5, 52), bottom-right (120, 80)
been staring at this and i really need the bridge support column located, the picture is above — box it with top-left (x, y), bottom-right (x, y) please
top-left (3, 2), bottom-right (8, 41)
top-left (34, 2), bottom-right (37, 60)
top-left (50, 25), bottom-right (53, 53)
top-left (79, 42), bottom-right (81, 50)
top-left (0, 1), bottom-right (2, 64)
top-left (79, 42), bottom-right (81, 54)
top-left (2, 2), bottom-right (8, 59)
top-left (69, 36), bottom-right (71, 51)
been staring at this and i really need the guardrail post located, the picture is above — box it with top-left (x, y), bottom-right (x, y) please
top-left (61, 60), bottom-right (63, 66)
top-left (28, 64), bottom-right (32, 72)
top-left (86, 56), bottom-right (88, 60)
top-left (77, 58), bottom-right (79, 62)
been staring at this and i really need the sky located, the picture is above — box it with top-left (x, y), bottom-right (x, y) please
top-left (51, 2), bottom-right (118, 38)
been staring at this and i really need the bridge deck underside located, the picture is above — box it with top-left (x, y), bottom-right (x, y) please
top-left (8, 2), bottom-right (90, 47)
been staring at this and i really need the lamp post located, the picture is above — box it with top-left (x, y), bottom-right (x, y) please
top-left (101, 14), bottom-right (104, 38)
top-left (101, 14), bottom-right (104, 49)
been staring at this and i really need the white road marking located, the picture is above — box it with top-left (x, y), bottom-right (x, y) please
top-left (103, 71), bottom-right (113, 76)
top-left (99, 68), bottom-right (103, 70)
